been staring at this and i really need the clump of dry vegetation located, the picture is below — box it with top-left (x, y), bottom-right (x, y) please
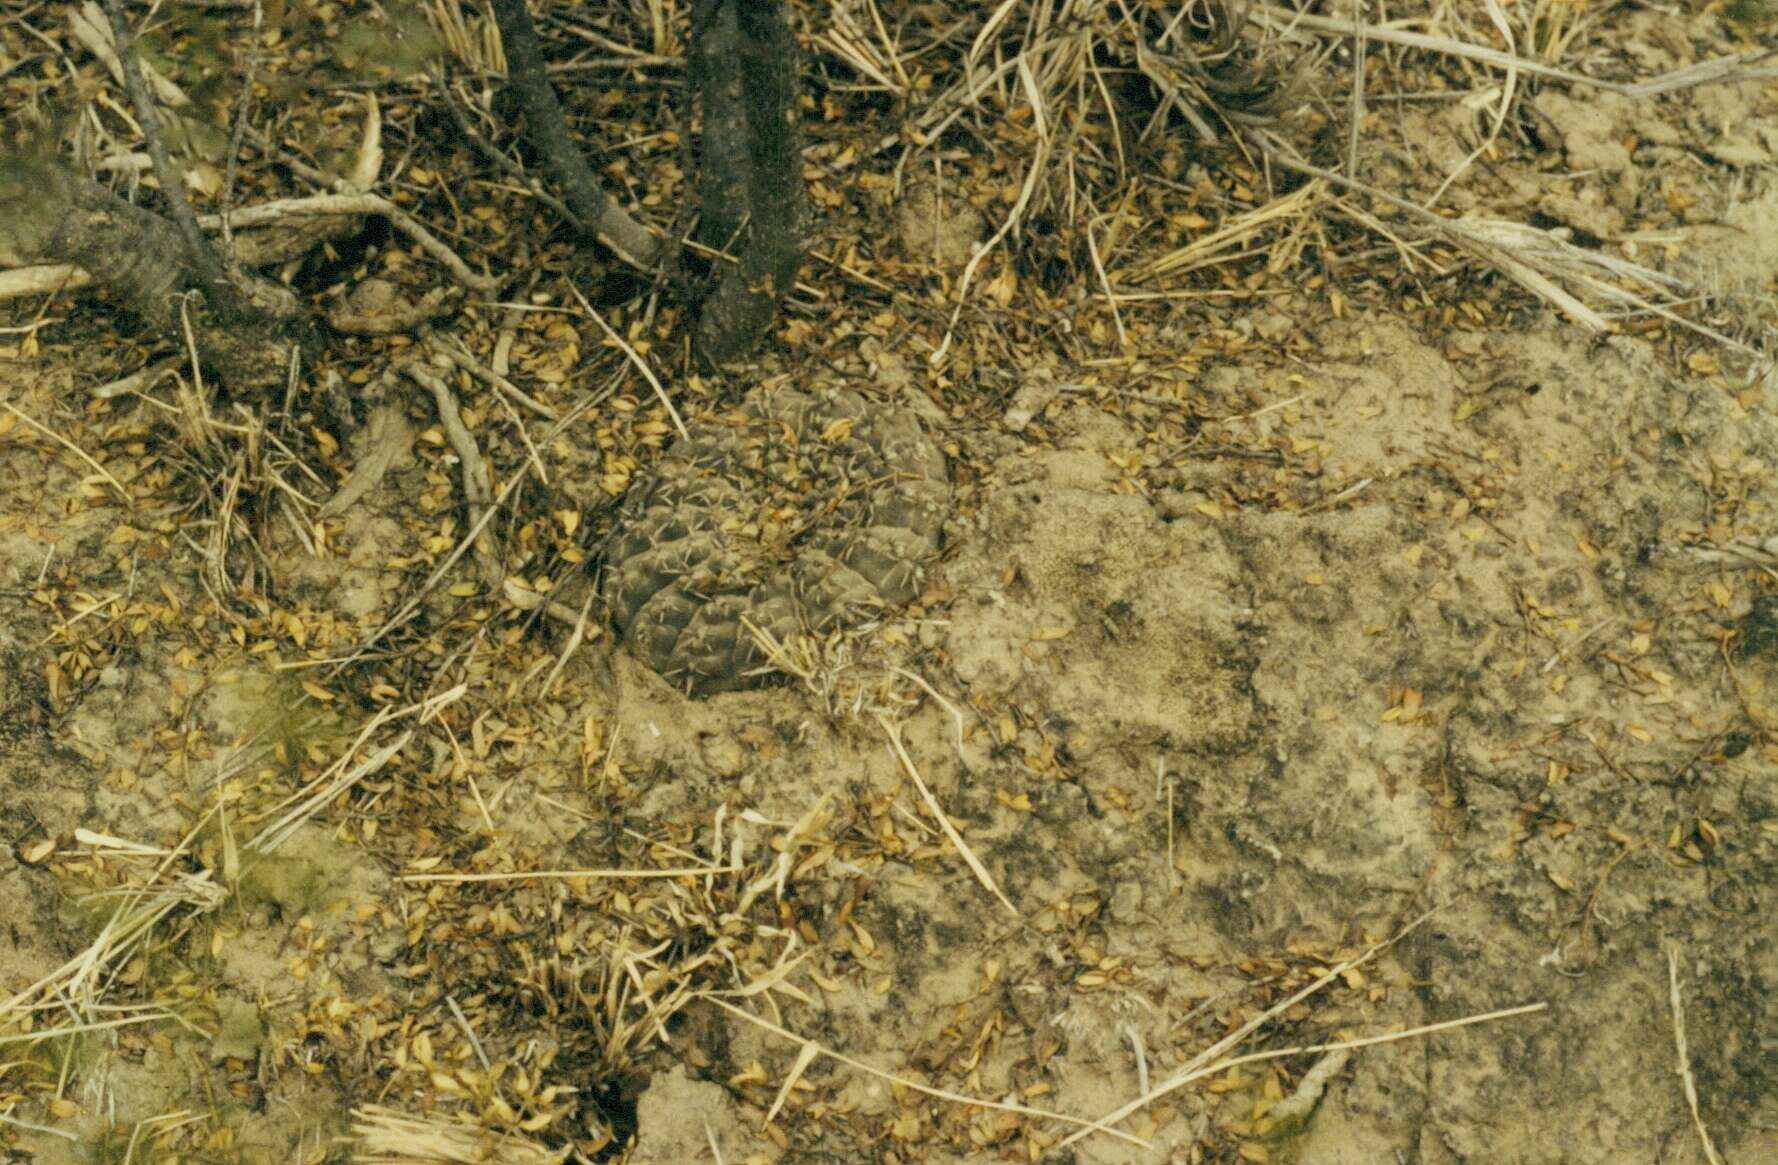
top-left (1, 0), bottom-right (1773, 1162)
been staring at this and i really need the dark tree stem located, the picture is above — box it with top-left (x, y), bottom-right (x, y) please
top-left (101, 0), bottom-right (230, 298)
top-left (489, 0), bottom-right (660, 268)
top-left (689, 0), bottom-right (749, 250)
top-left (689, 0), bottom-right (804, 366)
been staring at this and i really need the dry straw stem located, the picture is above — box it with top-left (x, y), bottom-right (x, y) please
top-left (0, 1010), bottom-right (177, 1049)
top-left (400, 864), bottom-right (741, 884)
top-left (1059, 910), bottom-right (1544, 1148)
top-left (1, 402), bottom-right (131, 505)
top-left (700, 995), bottom-right (1153, 1149)
top-left (7, 689), bottom-right (570, 1100)
top-left (892, 666), bottom-right (974, 771)
top-left (424, 0), bottom-right (506, 75)
top-left (878, 714), bottom-right (1020, 917)
top-left (0, 821), bottom-right (224, 1062)
top-left (1121, 180), bottom-right (1324, 284)
top-left (65, 0), bottom-right (189, 110)
top-left (1066, 1002), bottom-right (1549, 1148)
top-left (1668, 945), bottom-right (1726, 1165)
top-left (351, 1104), bottom-right (569, 1165)
top-left (567, 281), bottom-right (689, 440)
top-left (929, 54), bottom-right (1051, 365)
top-left (732, 793), bottom-right (836, 919)
top-left (928, 0), bottom-right (1147, 363)
top-left (247, 685), bottom-right (463, 854)
top-left (1247, 4), bottom-right (1778, 96)
top-left (1418, 0), bottom-right (1521, 210)
top-left (1254, 141), bottom-right (1763, 357)
top-left (817, 0), bottom-right (911, 96)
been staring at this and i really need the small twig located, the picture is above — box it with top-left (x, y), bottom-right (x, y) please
top-left (404, 362), bottom-right (499, 587)
top-left (1251, 137), bottom-right (1757, 353)
top-left (195, 194), bottom-right (498, 294)
top-left (429, 336), bottom-right (559, 420)
top-left (248, 690), bottom-right (455, 853)
top-left (930, 56), bottom-right (1051, 365)
top-left (1126, 1024), bottom-right (1150, 1097)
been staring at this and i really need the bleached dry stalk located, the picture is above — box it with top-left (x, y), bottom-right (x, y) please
top-left (1667, 945), bottom-right (1726, 1165)
top-left (351, 1104), bottom-right (571, 1165)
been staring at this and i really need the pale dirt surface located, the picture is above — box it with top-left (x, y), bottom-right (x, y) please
top-left (3, 5), bottom-right (1778, 1165)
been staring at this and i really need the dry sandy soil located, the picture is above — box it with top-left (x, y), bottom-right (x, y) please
top-left (1, 2), bottom-right (1776, 1164)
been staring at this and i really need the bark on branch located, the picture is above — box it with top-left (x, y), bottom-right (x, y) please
top-left (489, 0), bottom-right (662, 269)
top-left (688, 0), bottom-right (805, 367)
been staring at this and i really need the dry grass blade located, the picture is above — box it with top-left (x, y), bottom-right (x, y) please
top-left (734, 794), bottom-right (834, 917)
top-left (424, 0), bottom-right (494, 73)
top-left (66, 0), bottom-right (190, 108)
top-left (0, 824), bottom-right (223, 1062)
top-left (922, 0), bottom-right (1285, 360)
top-left (1071, 1001), bottom-right (1550, 1149)
top-left (1, 686), bottom-right (459, 1081)
top-left (248, 686), bottom-right (462, 854)
top-left (1448, 221), bottom-right (1758, 354)
top-left (569, 282), bottom-right (689, 440)
top-left (929, 55), bottom-right (1053, 364)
